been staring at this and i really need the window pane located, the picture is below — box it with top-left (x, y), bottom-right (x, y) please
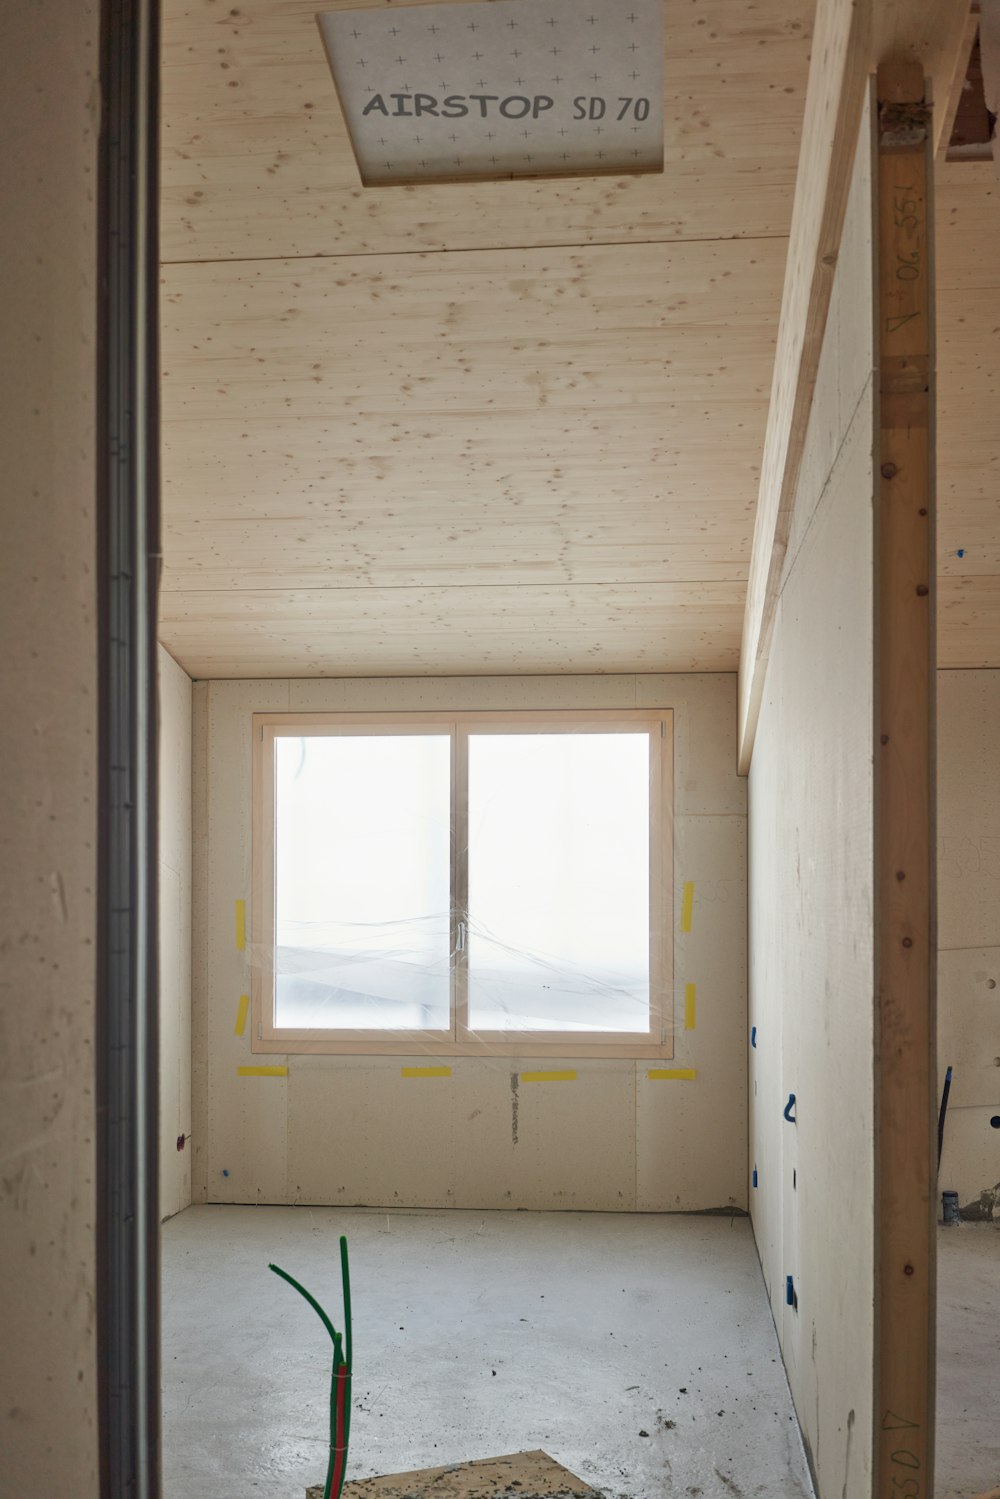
top-left (466, 732), bottom-right (650, 1033)
top-left (274, 734), bottom-right (451, 1030)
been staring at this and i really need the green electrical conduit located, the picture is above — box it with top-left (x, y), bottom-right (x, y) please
top-left (270, 1235), bottom-right (353, 1499)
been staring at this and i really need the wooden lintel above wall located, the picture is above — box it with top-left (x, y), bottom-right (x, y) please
top-left (736, 0), bottom-right (973, 775)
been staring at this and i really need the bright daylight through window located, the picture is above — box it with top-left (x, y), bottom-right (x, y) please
top-left (252, 711), bottom-right (672, 1057)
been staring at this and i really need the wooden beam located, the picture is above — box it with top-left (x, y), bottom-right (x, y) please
top-left (983, 0), bottom-right (1000, 177)
top-left (736, 0), bottom-right (974, 774)
top-left (874, 58), bottom-right (935, 1499)
top-left (936, 2), bottom-right (980, 159)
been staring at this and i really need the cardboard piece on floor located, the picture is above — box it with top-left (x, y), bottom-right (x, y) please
top-left (307, 1450), bottom-right (597, 1499)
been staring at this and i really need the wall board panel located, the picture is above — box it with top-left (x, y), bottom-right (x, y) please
top-left (936, 669), bottom-right (1000, 1206)
top-left (937, 669), bottom-right (1000, 950)
top-left (748, 97), bottom-right (877, 1499)
top-left (284, 1058), bottom-right (640, 1212)
top-left (938, 948), bottom-right (1000, 1112)
top-left (746, 655), bottom-right (783, 1321)
top-left (637, 812), bottom-right (747, 1211)
top-left (938, 1108), bottom-right (1000, 1217)
top-left (0, 1), bottom-right (101, 1490)
top-left (159, 646), bottom-right (194, 1220)
top-left (935, 160), bottom-right (1000, 666)
top-left (937, 579), bottom-right (1000, 668)
top-left (205, 679), bottom-right (290, 1204)
top-left (194, 673), bottom-right (747, 1211)
top-left (191, 680), bottom-right (210, 1201)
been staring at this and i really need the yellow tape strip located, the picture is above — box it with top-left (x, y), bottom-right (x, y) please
top-left (235, 899), bottom-right (246, 951)
top-left (238, 1065), bottom-right (287, 1078)
top-left (684, 982), bottom-right (697, 1031)
top-left (648, 1068), bottom-right (697, 1081)
top-left (400, 1066), bottom-right (452, 1078)
top-left (521, 1070), bottom-right (577, 1082)
top-left (680, 881), bottom-right (695, 933)
top-left (234, 994), bottom-right (250, 1037)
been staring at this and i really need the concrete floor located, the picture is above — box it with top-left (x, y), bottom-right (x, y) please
top-left (162, 1206), bottom-right (814, 1499)
top-left (937, 1220), bottom-right (1000, 1499)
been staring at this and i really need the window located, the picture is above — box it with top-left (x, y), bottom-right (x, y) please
top-left (252, 710), bottom-right (672, 1057)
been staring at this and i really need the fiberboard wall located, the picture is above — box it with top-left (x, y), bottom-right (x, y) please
top-left (159, 645), bottom-right (194, 1220)
top-left (192, 673), bottom-right (746, 1211)
top-left (0, 0), bottom-right (101, 1491)
top-left (937, 668), bottom-right (1000, 1212)
top-left (748, 100), bottom-right (876, 1498)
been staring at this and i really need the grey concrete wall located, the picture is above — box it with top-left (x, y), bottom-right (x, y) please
top-left (192, 673), bottom-right (748, 1212)
top-left (0, 0), bottom-right (101, 1490)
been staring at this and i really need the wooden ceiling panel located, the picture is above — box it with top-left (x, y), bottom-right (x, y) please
top-left (159, 0), bottom-right (1000, 678)
top-left (161, 244), bottom-right (782, 419)
top-left (161, 503), bottom-right (754, 587)
top-left (161, 410), bottom-right (766, 519)
top-left (158, 580), bottom-right (744, 678)
top-left (159, 0), bottom-right (813, 677)
top-left (161, 0), bottom-right (814, 262)
top-left (938, 577), bottom-right (1000, 668)
top-left (159, 236), bottom-right (779, 666)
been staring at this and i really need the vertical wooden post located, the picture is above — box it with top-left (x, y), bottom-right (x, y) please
top-left (874, 58), bottom-right (936, 1499)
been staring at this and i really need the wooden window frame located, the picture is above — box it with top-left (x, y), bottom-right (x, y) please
top-left (251, 708), bottom-right (674, 1059)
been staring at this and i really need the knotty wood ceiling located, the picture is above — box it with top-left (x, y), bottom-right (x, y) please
top-left (159, 0), bottom-right (1000, 677)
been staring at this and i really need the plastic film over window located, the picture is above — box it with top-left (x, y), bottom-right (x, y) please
top-left (250, 711), bottom-right (673, 1058)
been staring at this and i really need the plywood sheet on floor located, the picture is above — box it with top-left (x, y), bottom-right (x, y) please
top-left (307, 1450), bottom-right (595, 1499)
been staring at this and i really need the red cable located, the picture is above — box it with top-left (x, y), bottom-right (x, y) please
top-left (330, 1362), bottom-right (350, 1499)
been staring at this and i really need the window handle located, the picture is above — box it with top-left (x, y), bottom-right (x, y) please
top-left (456, 920), bottom-right (466, 952)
